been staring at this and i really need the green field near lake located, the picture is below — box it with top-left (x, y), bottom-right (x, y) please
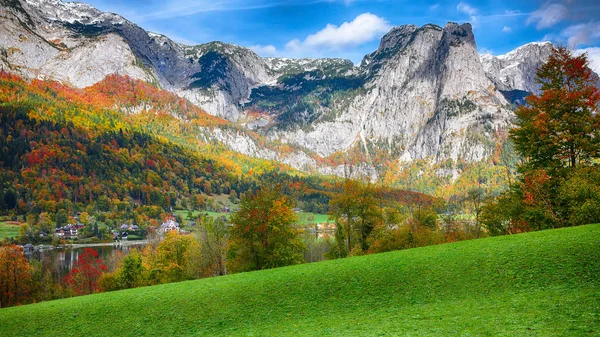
top-left (1, 224), bottom-right (598, 336)
top-left (175, 210), bottom-right (330, 227)
top-left (0, 221), bottom-right (21, 239)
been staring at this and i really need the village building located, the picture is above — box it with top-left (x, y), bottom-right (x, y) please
top-left (159, 218), bottom-right (180, 233)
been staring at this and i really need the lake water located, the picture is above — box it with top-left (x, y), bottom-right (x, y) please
top-left (24, 243), bottom-right (146, 275)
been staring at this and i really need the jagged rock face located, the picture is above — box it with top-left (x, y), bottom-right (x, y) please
top-left (178, 42), bottom-right (274, 120)
top-left (264, 57), bottom-right (358, 79)
top-left (480, 42), bottom-right (553, 94)
top-left (270, 23), bottom-right (511, 163)
top-left (0, 0), bottom-right (155, 86)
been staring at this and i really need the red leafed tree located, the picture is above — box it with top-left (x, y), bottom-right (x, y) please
top-left (64, 248), bottom-right (107, 295)
top-left (0, 245), bottom-right (33, 308)
top-left (510, 46), bottom-right (600, 171)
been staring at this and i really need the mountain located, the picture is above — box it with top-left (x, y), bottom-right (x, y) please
top-left (0, 0), bottom-right (559, 186)
top-left (480, 42), bottom-right (554, 93)
top-left (246, 23), bottom-right (513, 166)
top-left (480, 42), bottom-right (554, 104)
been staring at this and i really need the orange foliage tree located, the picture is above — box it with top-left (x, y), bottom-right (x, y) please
top-left (0, 245), bottom-right (32, 307)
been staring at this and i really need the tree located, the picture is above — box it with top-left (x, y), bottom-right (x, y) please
top-left (480, 191), bottom-right (527, 236)
top-left (468, 187), bottom-right (484, 238)
top-left (510, 47), bottom-right (600, 171)
top-left (228, 186), bottom-right (305, 272)
top-left (100, 249), bottom-right (146, 291)
top-left (488, 47), bottom-right (600, 231)
top-left (55, 209), bottom-right (68, 227)
top-left (0, 245), bottom-right (32, 307)
top-left (195, 215), bottom-right (228, 276)
top-left (143, 232), bottom-right (198, 284)
top-left (329, 179), bottom-right (380, 256)
top-left (63, 248), bottom-right (107, 295)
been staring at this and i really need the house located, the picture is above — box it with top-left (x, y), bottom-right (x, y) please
top-left (129, 225), bottom-right (139, 231)
top-left (159, 219), bottom-right (180, 233)
top-left (221, 207), bottom-right (231, 213)
top-left (120, 224), bottom-right (129, 230)
top-left (55, 225), bottom-right (79, 238)
top-left (65, 224), bottom-right (78, 237)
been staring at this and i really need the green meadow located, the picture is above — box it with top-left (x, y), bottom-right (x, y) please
top-left (0, 221), bottom-right (21, 239)
top-left (1, 224), bottom-right (598, 336)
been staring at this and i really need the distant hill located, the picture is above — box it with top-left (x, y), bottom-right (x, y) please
top-left (0, 72), bottom-right (432, 216)
top-left (2, 224), bottom-right (598, 336)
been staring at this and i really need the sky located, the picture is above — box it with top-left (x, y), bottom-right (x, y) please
top-left (83, 0), bottom-right (600, 70)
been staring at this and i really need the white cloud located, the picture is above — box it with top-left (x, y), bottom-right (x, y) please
top-left (456, 2), bottom-right (478, 26)
top-left (277, 12), bottom-right (391, 56)
top-left (526, 3), bottom-right (568, 30)
top-left (457, 2), bottom-right (477, 16)
top-left (429, 4), bottom-right (440, 11)
top-left (297, 13), bottom-right (391, 50)
top-left (249, 44), bottom-right (278, 56)
top-left (244, 13), bottom-right (391, 59)
top-left (502, 26), bottom-right (512, 33)
top-left (575, 47), bottom-right (600, 75)
top-left (133, 1), bottom-right (283, 22)
top-left (504, 9), bottom-right (521, 16)
top-left (561, 22), bottom-right (600, 47)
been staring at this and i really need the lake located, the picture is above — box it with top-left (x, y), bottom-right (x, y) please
top-left (24, 242), bottom-right (147, 275)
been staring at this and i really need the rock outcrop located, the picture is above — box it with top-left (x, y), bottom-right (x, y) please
top-left (480, 42), bottom-right (553, 93)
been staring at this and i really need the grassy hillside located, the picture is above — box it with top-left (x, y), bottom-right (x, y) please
top-left (2, 225), bottom-right (599, 336)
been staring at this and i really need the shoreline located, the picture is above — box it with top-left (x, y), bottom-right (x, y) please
top-left (64, 240), bottom-right (150, 249)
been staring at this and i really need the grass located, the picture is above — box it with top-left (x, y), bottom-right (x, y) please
top-left (174, 210), bottom-right (330, 226)
top-left (0, 221), bottom-right (21, 239)
top-left (174, 210), bottom-right (231, 224)
top-left (1, 224), bottom-right (599, 336)
top-left (296, 212), bottom-right (331, 225)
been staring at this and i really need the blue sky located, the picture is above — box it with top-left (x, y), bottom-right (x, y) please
top-left (84, 0), bottom-right (600, 68)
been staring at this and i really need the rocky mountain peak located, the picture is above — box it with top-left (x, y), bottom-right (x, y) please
top-left (377, 24), bottom-right (418, 52)
top-left (480, 41), bottom-right (554, 93)
top-left (440, 22), bottom-right (475, 47)
top-left (23, 0), bottom-right (125, 25)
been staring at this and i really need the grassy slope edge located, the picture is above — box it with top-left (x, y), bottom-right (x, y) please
top-left (1, 225), bottom-right (599, 336)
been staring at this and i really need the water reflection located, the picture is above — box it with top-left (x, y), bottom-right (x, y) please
top-left (25, 244), bottom-right (144, 274)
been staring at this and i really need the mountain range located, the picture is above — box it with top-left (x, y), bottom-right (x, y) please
top-left (0, 0), bottom-right (565, 183)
